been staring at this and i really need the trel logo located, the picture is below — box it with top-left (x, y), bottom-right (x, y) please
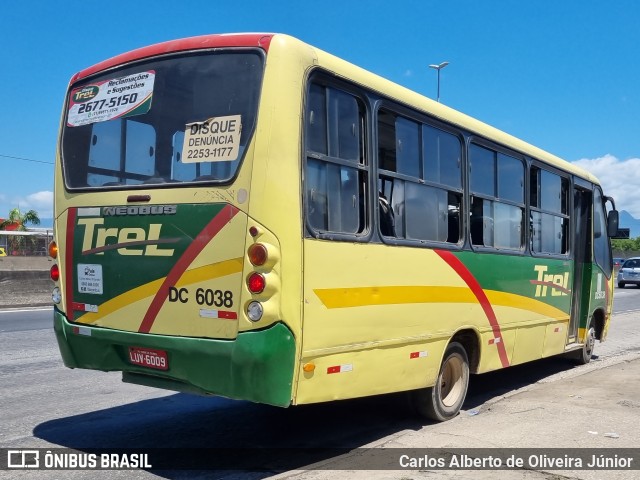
top-left (532, 265), bottom-right (570, 297)
top-left (77, 218), bottom-right (178, 256)
top-left (72, 85), bottom-right (99, 103)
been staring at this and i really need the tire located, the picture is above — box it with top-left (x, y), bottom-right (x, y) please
top-left (574, 322), bottom-right (596, 365)
top-left (412, 342), bottom-right (470, 422)
top-left (618, 282), bottom-right (625, 288)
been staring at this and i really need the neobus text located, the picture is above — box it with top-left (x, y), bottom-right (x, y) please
top-left (103, 205), bottom-right (177, 216)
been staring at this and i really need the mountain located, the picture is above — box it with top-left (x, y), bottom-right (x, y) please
top-left (619, 210), bottom-right (640, 239)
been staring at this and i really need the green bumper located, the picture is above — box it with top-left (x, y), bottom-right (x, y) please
top-left (53, 309), bottom-right (295, 407)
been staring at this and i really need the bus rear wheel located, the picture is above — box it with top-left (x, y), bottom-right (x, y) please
top-left (412, 342), bottom-right (469, 422)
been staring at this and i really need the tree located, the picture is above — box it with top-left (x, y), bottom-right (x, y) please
top-left (0, 208), bottom-right (41, 255)
top-left (0, 208), bottom-right (40, 231)
top-left (612, 236), bottom-right (640, 256)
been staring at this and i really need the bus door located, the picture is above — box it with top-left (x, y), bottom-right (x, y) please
top-left (568, 186), bottom-right (592, 343)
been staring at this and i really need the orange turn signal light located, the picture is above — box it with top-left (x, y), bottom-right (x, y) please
top-left (48, 241), bottom-right (58, 259)
top-left (248, 243), bottom-right (268, 266)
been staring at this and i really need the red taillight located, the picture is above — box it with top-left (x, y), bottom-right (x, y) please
top-left (248, 243), bottom-right (268, 266)
top-left (247, 272), bottom-right (266, 294)
top-left (50, 264), bottom-right (60, 281)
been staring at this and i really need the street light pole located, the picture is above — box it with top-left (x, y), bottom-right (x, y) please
top-left (428, 61), bottom-right (449, 102)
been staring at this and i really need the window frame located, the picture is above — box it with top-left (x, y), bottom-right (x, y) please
top-left (529, 161), bottom-right (572, 259)
top-left (61, 48), bottom-right (266, 191)
top-left (303, 74), bottom-right (372, 241)
top-left (468, 137), bottom-right (527, 254)
top-left (375, 101), bottom-right (465, 248)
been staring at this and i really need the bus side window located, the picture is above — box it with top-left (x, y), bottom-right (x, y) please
top-left (304, 83), bottom-right (366, 235)
top-left (469, 144), bottom-right (524, 250)
top-left (530, 167), bottom-right (570, 255)
top-left (377, 110), bottom-right (462, 244)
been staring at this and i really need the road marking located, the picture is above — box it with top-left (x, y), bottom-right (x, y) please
top-left (0, 307), bottom-right (52, 315)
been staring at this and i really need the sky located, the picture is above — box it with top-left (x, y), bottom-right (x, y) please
top-left (2, 0), bottom-right (640, 227)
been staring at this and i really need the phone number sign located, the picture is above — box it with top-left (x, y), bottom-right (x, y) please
top-left (67, 71), bottom-right (155, 127)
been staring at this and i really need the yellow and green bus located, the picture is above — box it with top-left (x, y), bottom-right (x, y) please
top-left (51, 33), bottom-right (620, 421)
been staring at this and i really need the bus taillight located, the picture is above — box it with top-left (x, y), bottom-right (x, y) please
top-left (48, 241), bottom-right (58, 259)
top-left (50, 264), bottom-right (60, 282)
top-left (247, 272), bottom-right (266, 294)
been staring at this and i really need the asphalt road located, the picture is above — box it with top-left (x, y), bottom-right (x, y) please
top-left (1, 288), bottom-right (639, 479)
top-left (613, 283), bottom-right (640, 313)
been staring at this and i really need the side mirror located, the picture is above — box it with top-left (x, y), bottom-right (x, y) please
top-left (607, 210), bottom-right (620, 237)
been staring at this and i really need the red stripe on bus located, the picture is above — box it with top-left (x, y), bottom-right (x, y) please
top-left (435, 250), bottom-right (510, 368)
top-left (218, 311), bottom-right (238, 320)
top-left (65, 208), bottom-right (77, 320)
top-left (327, 366), bottom-right (341, 374)
top-left (529, 279), bottom-right (571, 295)
top-left (137, 205), bottom-right (239, 334)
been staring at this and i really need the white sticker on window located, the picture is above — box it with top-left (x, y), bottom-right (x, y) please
top-left (77, 264), bottom-right (103, 295)
top-left (182, 115), bottom-right (242, 163)
top-left (67, 71), bottom-right (155, 127)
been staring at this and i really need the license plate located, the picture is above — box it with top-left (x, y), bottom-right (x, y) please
top-left (128, 347), bottom-right (169, 370)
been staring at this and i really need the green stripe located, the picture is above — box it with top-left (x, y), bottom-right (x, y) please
top-left (54, 308), bottom-right (295, 407)
top-left (454, 251), bottom-right (572, 313)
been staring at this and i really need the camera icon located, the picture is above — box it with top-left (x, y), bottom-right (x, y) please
top-left (7, 450), bottom-right (40, 468)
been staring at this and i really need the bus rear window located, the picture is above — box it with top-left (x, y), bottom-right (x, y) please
top-left (62, 50), bottom-right (264, 188)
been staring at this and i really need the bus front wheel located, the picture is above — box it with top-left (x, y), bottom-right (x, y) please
top-left (412, 341), bottom-right (470, 422)
top-left (573, 321), bottom-right (596, 365)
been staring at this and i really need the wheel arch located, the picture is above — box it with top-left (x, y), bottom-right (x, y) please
top-left (450, 328), bottom-right (481, 374)
top-left (591, 307), bottom-right (606, 341)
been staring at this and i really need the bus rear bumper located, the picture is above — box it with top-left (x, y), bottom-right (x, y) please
top-left (53, 308), bottom-right (295, 407)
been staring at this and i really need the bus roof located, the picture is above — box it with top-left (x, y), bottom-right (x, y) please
top-left (304, 39), bottom-right (599, 185)
top-left (71, 33), bottom-right (275, 83)
top-left (70, 32), bottom-right (598, 185)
